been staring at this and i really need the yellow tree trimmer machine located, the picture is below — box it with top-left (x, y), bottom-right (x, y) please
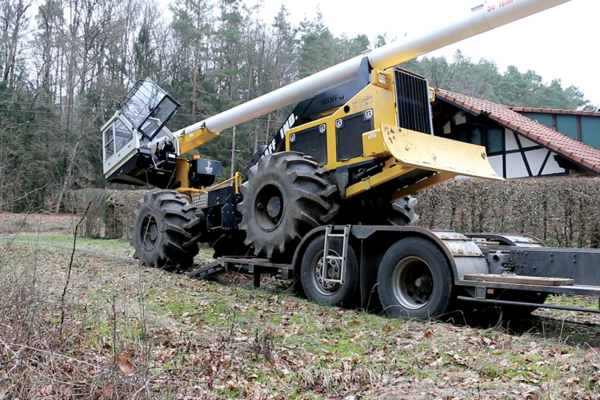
top-left (102, 0), bottom-right (600, 320)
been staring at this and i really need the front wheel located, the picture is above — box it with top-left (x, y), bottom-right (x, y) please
top-left (131, 190), bottom-right (201, 269)
top-left (378, 237), bottom-right (453, 320)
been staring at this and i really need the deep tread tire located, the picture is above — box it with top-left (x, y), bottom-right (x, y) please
top-left (378, 237), bottom-right (453, 320)
top-left (300, 234), bottom-right (359, 307)
top-left (131, 190), bottom-right (201, 269)
top-left (338, 195), bottom-right (418, 226)
top-left (386, 197), bottom-right (419, 226)
top-left (238, 152), bottom-right (339, 258)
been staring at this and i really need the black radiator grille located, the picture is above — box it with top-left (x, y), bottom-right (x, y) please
top-left (336, 111), bottom-right (373, 161)
top-left (394, 70), bottom-right (432, 134)
top-left (290, 125), bottom-right (328, 165)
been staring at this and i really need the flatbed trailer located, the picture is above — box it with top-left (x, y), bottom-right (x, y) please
top-left (188, 225), bottom-right (600, 320)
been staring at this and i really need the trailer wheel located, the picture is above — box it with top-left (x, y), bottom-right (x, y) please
top-left (131, 190), bottom-right (201, 269)
top-left (301, 234), bottom-right (358, 307)
top-left (378, 237), bottom-right (453, 320)
top-left (239, 152), bottom-right (339, 259)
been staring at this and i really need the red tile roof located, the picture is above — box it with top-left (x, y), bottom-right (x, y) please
top-left (436, 89), bottom-right (600, 174)
top-left (509, 107), bottom-right (600, 117)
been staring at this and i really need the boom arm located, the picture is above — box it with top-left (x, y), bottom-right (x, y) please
top-left (174, 0), bottom-right (571, 155)
top-left (102, 0), bottom-right (571, 190)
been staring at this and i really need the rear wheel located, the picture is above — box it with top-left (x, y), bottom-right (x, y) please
top-left (378, 237), bottom-right (453, 320)
top-left (300, 234), bottom-right (359, 307)
top-left (384, 197), bottom-right (419, 226)
top-left (239, 152), bottom-right (339, 259)
top-left (132, 190), bottom-right (201, 269)
top-left (338, 195), bottom-right (419, 226)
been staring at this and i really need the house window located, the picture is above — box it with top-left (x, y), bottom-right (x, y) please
top-left (472, 128), bottom-right (483, 146)
top-left (453, 126), bottom-right (501, 154)
top-left (486, 129), bottom-right (504, 154)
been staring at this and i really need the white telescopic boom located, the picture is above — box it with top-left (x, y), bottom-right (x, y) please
top-left (174, 0), bottom-right (571, 137)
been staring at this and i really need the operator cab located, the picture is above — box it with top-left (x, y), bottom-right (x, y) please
top-left (102, 78), bottom-right (180, 186)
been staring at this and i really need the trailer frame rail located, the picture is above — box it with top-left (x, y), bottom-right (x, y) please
top-left (457, 296), bottom-right (600, 314)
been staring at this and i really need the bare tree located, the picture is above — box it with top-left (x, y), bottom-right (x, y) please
top-left (0, 0), bottom-right (31, 87)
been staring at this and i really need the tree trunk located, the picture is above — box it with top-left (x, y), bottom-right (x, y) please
top-left (55, 141), bottom-right (79, 214)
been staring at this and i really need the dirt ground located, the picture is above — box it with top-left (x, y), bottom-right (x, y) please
top-left (1, 212), bottom-right (600, 399)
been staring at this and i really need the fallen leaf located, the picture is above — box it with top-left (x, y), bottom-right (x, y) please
top-left (39, 384), bottom-right (53, 397)
top-left (156, 349), bottom-right (177, 363)
top-left (118, 351), bottom-right (136, 376)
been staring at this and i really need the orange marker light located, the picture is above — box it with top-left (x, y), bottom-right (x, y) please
top-left (193, 155), bottom-right (201, 160)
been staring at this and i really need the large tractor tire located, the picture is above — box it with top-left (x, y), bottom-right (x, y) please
top-left (238, 152), bottom-right (339, 259)
top-left (131, 190), bottom-right (201, 269)
top-left (378, 237), bottom-right (453, 320)
top-left (385, 197), bottom-right (419, 226)
top-left (338, 195), bottom-right (419, 227)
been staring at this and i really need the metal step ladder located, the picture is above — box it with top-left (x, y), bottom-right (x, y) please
top-left (321, 225), bottom-right (351, 287)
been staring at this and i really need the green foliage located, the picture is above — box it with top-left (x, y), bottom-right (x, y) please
top-left (297, 11), bottom-right (368, 79)
top-left (134, 25), bottom-right (156, 80)
top-left (297, 11), bottom-right (336, 78)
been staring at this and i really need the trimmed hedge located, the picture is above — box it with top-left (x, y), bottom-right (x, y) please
top-left (66, 189), bottom-right (148, 239)
top-left (68, 177), bottom-right (600, 248)
top-left (416, 177), bottom-right (600, 248)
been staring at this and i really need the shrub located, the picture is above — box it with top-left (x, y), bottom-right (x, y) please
top-left (68, 177), bottom-right (600, 248)
top-left (66, 189), bottom-right (149, 239)
top-left (417, 177), bottom-right (600, 248)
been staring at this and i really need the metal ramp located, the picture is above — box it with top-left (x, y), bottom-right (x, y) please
top-left (186, 259), bottom-right (227, 280)
top-left (188, 257), bottom-right (293, 288)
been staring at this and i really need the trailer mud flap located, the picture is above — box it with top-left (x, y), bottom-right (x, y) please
top-left (381, 124), bottom-right (503, 181)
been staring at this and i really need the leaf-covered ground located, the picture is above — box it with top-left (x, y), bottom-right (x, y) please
top-left (1, 228), bottom-right (600, 398)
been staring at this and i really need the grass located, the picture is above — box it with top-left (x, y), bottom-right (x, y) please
top-left (2, 230), bottom-right (600, 399)
top-left (4, 234), bottom-right (134, 255)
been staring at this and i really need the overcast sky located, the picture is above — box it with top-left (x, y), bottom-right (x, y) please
top-left (245, 0), bottom-right (598, 107)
